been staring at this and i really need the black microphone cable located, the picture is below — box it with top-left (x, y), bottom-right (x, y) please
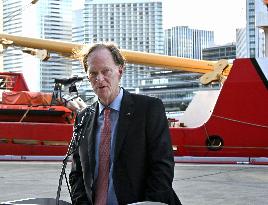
top-left (55, 106), bottom-right (95, 205)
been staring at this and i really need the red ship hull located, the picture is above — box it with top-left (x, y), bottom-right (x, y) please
top-left (171, 58), bottom-right (268, 158)
top-left (0, 122), bottom-right (72, 156)
top-left (0, 58), bottom-right (267, 162)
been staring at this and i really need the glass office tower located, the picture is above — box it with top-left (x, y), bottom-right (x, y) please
top-left (3, 0), bottom-right (72, 92)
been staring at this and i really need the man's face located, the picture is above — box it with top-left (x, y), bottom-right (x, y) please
top-left (87, 48), bottom-right (123, 106)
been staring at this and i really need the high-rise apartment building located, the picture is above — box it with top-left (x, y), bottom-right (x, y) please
top-left (3, 0), bottom-right (72, 92)
top-left (245, 0), bottom-right (265, 57)
top-left (164, 26), bottom-right (214, 60)
top-left (73, 4), bottom-right (216, 111)
top-left (73, 0), bottom-right (164, 91)
top-left (157, 26), bottom-right (215, 111)
top-left (72, 8), bottom-right (92, 100)
top-left (255, 0), bottom-right (268, 56)
top-left (236, 28), bottom-right (247, 58)
top-left (236, 0), bottom-right (267, 58)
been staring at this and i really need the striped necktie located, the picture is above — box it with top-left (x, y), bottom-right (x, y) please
top-left (95, 107), bottom-right (111, 205)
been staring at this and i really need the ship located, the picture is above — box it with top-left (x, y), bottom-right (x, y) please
top-left (0, 33), bottom-right (267, 164)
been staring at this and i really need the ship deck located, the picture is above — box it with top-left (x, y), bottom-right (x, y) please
top-left (0, 161), bottom-right (267, 205)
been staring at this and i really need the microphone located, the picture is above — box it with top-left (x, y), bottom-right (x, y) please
top-left (56, 106), bottom-right (95, 205)
top-left (70, 106), bottom-right (95, 152)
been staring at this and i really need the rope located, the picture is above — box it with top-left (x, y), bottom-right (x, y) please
top-left (212, 114), bottom-right (268, 129)
top-left (19, 106), bottom-right (31, 122)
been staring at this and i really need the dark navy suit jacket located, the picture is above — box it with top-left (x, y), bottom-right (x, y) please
top-left (69, 89), bottom-right (181, 205)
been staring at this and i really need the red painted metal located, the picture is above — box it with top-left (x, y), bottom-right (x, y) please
top-left (0, 72), bottom-right (73, 156)
top-left (0, 104), bottom-right (73, 123)
top-left (0, 122), bottom-right (72, 156)
top-left (0, 58), bottom-right (267, 159)
top-left (170, 58), bottom-right (268, 157)
top-left (0, 72), bottom-right (29, 91)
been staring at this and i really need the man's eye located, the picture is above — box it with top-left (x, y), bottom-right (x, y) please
top-left (89, 72), bottom-right (97, 78)
top-left (102, 69), bottom-right (110, 75)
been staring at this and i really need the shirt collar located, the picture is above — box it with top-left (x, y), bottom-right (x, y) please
top-left (98, 87), bottom-right (123, 115)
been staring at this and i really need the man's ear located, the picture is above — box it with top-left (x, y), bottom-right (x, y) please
top-left (118, 65), bottom-right (124, 76)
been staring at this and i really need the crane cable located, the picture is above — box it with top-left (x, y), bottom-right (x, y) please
top-left (3, 0), bottom-right (39, 27)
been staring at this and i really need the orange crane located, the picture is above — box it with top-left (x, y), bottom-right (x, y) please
top-left (0, 33), bottom-right (231, 84)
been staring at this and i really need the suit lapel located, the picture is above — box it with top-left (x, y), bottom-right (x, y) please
top-left (114, 90), bottom-right (134, 161)
top-left (79, 103), bottom-right (98, 177)
top-left (87, 103), bottom-right (98, 174)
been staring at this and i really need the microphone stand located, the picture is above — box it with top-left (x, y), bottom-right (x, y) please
top-left (55, 106), bottom-right (95, 205)
top-left (55, 137), bottom-right (75, 205)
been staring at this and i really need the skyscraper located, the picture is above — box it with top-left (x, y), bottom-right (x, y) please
top-left (246, 0), bottom-right (265, 57)
top-left (164, 26), bottom-right (214, 60)
top-left (236, 28), bottom-right (247, 58)
top-left (3, 0), bottom-right (73, 92)
top-left (159, 26), bottom-right (215, 111)
top-left (73, 0), bottom-right (164, 90)
top-left (72, 1), bottom-right (217, 111)
top-left (255, 0), bottom-right (268, 56)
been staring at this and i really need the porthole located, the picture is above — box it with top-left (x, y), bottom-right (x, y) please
top-left (206, 135), bottom-right (224, 151)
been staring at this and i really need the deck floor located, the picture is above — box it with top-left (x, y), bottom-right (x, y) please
top-left (0, 161), bottom-right (268, 205)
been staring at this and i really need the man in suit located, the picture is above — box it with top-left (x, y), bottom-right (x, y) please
top-left (69, 43), bottom-right (181, 205)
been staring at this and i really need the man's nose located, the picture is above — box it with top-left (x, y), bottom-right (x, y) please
top-left (95, 73), bottom-right (105, 82)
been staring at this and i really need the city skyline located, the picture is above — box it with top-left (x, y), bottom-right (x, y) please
top-left (163, 0), bottom-right (246, 45)
top-left (74, 0), bottom-right (247, 45)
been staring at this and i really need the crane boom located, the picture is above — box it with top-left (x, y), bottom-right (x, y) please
top-left (0, 33), bottom-right (231, 75)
